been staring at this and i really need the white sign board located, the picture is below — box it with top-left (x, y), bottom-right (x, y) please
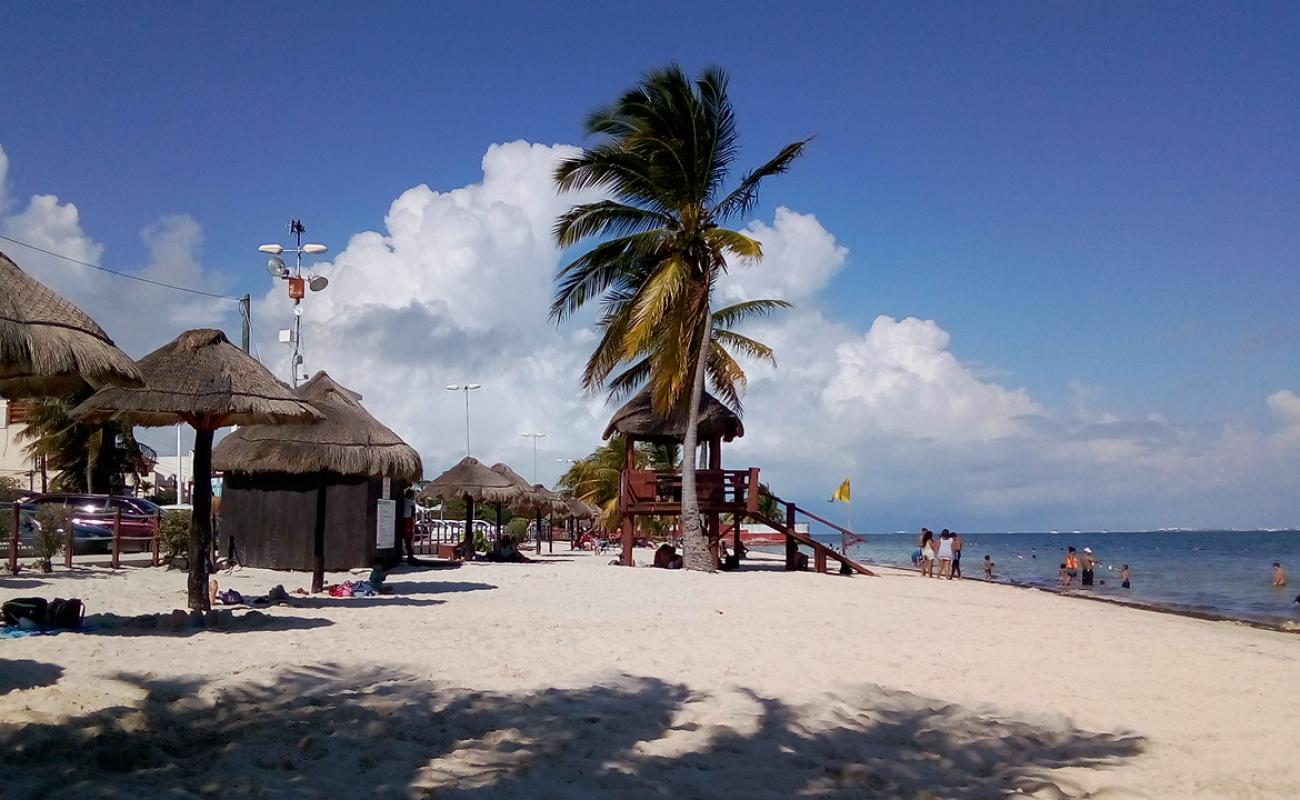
top-left (376, 499), bottom-right (397, 549)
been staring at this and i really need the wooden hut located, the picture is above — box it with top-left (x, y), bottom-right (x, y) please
top-left (212, 371), bottom-right (422, 571)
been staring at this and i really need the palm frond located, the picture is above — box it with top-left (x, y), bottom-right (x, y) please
top-left (712, 137), bottom-right (813, 221)
top-left (714, 329), bottom-right (778, 365)
top-left (712, 299), bottom-right (791, 328)
top-left (553, 201), bottom-right (676, 248)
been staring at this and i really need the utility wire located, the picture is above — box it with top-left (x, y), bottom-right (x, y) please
top-left (0, 233), bottom-right (240, 301)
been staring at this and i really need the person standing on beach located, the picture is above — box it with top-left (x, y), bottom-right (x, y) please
top-left (1273, 563), bottom-right (1287, 587)
top-left (937, 530), bottom-right (955, 579)
top-left (950, 531), bottom-right (964, 579)
top-left (1064, 547), bottom-right (1079, 587)
top-left (1081, 547), bottom-right (1096, 587)
top-left (919, 529), bottom-right (936, 578)
top-left (983, 555), bottom-right (994, 581)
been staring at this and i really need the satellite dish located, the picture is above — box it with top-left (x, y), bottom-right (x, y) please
top-left (308, 275), bottom-right (329, 292)
top-left (266, 256), bottom-right (287, 277)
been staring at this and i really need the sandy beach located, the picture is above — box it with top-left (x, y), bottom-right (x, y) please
top-left (2, 548), bottom-right (1297, 799)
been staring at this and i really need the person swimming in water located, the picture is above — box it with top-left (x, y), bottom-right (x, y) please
top-left (1273, 562), bottom-right (1287, 587)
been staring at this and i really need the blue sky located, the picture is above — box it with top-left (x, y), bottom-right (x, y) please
top-left (3, 3), bottom-right (1299, 528)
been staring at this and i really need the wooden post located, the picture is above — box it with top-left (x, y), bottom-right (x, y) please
top-left (311, 471), bottom-right (327, 593)
top-left (620, 514), bottom-right (634, 566)
top-left (63, 507), bottom-right (74, 569)
top-left (152, 511), bottom-right (161, 567)
top-left (7, 502), bottom-right (18, 573)
top-left (463, 496), bottom-right (475, 560)
top-left (111, 507), bottom-right (122, 570)
top-left (785, 501), bottom-right (798, 571)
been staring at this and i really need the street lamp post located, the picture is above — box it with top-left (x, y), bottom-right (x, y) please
top-left (521, 432), bottom-right (546, 482)
top-left (446, 384), bottom-right (482, 456)
top-left (259, 219), bottom-right (329, 387)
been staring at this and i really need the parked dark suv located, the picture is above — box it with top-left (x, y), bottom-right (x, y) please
top-left (17, 493), bottom-right (161, 555)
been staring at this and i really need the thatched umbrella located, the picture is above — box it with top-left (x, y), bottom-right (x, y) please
top-left (213, 371), bottom-right (422, 592)
top-left (528, 483), bottom-right (568, 554)
top-left (490, 462), bottom-right (542, 548)
top-left (602, 385), bottom-right (743, 444)
top-left (0, 251), bottom-right (143, 398)
top-left (563, 496), bottom-right (595, 545)
top-left (418, 457), bottom-right (520, 559)
top-left (73, 328), bottom-right (321, 610)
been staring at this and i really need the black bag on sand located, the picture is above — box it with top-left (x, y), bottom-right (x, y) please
top-left (48, 598), bottom-right (85, 630)
top-left (2, 597), bottom-right (49, 628)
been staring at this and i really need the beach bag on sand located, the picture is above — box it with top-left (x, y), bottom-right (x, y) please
top-left (2, 597), bottom-right (48, 628)
top-left (47, 598), bottom-right (85, 630)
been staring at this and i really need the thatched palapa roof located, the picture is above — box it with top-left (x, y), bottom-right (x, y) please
top-left (419, 456), bottom-right (521, 505)
top-left (490, 462), bottom-right (545, 513)
top-left (565, 496), bottom-right (595, 520)
top-left (531, 483), bottom-right (569, 517)
top-left (72, 328), bottom-right (320, 428)
top-left (212, 371), bottom-right (422, 481)
top-left (602, 386), bottom-right (744, 444)
top-left (0, 251), bottom-right (144, 399)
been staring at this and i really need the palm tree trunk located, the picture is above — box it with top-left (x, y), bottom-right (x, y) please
top-left (188, 426), bottom-right (214, 611)
top-left (311, 470), bottom-right (328, 593)
top-left (680, 311), bottom-right (715, 572)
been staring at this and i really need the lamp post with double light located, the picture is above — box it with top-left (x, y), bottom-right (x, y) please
top-left (521, 432), bottom-right (546, 482)
top-left (259, 219), bottom-right (329, 387)
top-left (446, 384), bottom-right (481, 456)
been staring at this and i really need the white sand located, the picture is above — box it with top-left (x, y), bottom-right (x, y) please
top-left (1, 547), bottom-right (1297, 798)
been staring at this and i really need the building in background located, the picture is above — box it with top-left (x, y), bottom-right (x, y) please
top-left (0, 400), bottom-right (39, 490)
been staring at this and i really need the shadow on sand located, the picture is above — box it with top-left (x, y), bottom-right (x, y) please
top-left (0, 659), bottom-right (64, 695)
top-left (0, 663), bottom-right (1143, 798)
top-left (79, 613), bottom-right (336, 638)
top-left (384, 580), bottom-right (496, 596)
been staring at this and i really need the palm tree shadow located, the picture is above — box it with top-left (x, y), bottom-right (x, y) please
top-left (0, 665), bottom-right (1143, 798)
top-left (0, 659), bottom-right (63, 695)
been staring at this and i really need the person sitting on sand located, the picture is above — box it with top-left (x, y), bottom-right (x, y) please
top-left (1273, 562), bottom-right (1287, 587)
top-left (653, 543), bottom-right (683, 570)
top-left (936, 530), bottom-right (955, 579)
top-left (983, 555), bottom-right (994, 581)
top-left (1119, 564), bottom-right (1131, 589)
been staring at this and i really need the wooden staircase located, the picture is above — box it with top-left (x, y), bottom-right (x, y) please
top-left (749, 492), bottom-right (875, 577)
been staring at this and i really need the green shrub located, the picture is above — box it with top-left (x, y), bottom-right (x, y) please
top-left (504, 517), bottom-right (529, 543)
top-left (32, 505), bottom-right (66, 571)
top-left (158, 509), bottom-right (192, 559)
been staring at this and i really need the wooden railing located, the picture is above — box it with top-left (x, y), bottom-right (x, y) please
top-left (755, 490), bottom-right (874, 576)
top-left (5, 502), bottom-right (162, 573)
top-left (623, 468), bottom-right (760, 512)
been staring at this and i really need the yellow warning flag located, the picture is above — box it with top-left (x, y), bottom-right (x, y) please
top-left (831, 479), bottom-right (851, 503)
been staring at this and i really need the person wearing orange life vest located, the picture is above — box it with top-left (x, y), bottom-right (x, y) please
top-left (1063, 546), bottom-right (1079, 587)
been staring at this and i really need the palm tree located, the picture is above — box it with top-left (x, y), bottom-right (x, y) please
top-left (552, 65), bottom-right (808, 571)
top-left (17, 390), bottom-right (152, 494)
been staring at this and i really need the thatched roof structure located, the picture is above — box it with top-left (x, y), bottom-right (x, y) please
top-left (72, 328), bottom-right (320, 428)
top-left (490, 462), bottom-right (545, 513)
top-left (418, 456), bottom-right (521, 505)
top-left (0, 251), bottom-right (144, 399)
top-left (565, 496), bottom-right (595, 520)
top-left (602, 385), bottom-right (743, 444)
top-left (212, 371), bottom-right (422, 481)
top-left (531, 483), bottom-right (570, 517)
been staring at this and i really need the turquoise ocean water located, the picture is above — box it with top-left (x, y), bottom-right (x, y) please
top-left (789, 531), bottom-right (1300, 626)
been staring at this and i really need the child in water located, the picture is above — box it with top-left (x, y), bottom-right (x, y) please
top-left (1058, 563), bottom-right (1069, 586)
top-left (1119, 564), bottom-right (1131, 589)
top-left (1273, 562), bottom-right (1287, 587)
top-left (983, 555), bottom-right (994, 581)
